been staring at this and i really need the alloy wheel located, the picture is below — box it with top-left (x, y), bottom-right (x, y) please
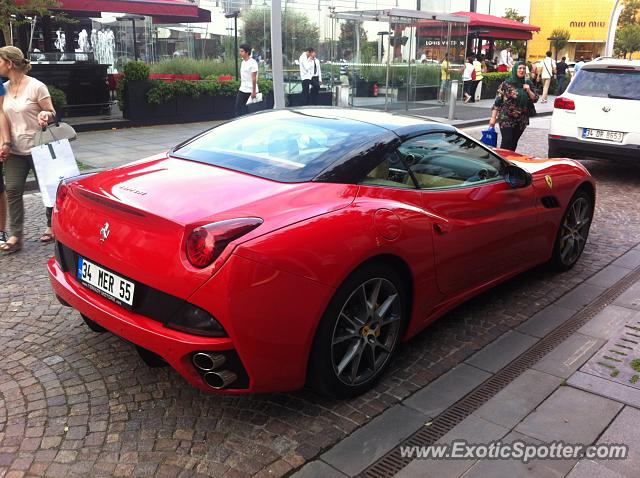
top-left (558, 196), bottom-right (591, 266)
top-left (330, 277), bottom-right (402, 386)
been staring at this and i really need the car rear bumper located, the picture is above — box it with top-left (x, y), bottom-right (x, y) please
top-left (548, 135), bottom-right (640, 160)
top-left (48, 252), bottom-right (334, 394)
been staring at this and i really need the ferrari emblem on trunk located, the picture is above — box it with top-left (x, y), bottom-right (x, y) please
top-left (100, 222), bottom-right (110, 242)
top-left (545, 175), bottom-right (553, 189)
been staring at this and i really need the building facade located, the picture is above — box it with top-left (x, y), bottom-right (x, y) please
top-left (528, 0), bottom-right (616, 61)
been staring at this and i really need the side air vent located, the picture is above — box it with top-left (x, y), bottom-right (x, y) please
top-left (541, 196), bottom-right (560, 209)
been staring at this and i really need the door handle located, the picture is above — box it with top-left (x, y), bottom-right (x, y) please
top-left (433, 222), bottom-right (451, 235)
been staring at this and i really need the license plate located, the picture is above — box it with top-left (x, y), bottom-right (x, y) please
top-left (77, 257), bottom-right (135, 307)
top-left (582, 128), bottom-right (624, 143)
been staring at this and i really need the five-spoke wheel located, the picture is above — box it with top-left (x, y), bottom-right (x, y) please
top-left (551, 190), bottom-right (593, 270)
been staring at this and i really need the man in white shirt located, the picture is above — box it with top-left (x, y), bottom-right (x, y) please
top-left (299, 47), bottom-right (322, 105)
top-left (540, 50), bottom-right (556, 103)
top-left (235, 43), bottom-right (259, 117)
top-left (497, 46), bottom-right (513, 72)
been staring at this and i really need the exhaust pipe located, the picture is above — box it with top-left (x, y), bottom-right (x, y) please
top-left (203, 370), bottom-right (237, 389)
top-left (192, 352), bottom-right (226, 372)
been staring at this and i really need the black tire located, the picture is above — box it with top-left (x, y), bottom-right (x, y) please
top-left (308, 263), bottom-right (407, 398)
top-left (550, 190), bottom-right (593, 271)
top-left (81, 314), bottom-right (107, 333)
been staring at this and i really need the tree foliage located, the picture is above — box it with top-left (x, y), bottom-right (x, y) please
top-left (615, 23), bottom-right (640, 58)
top-left (1, 0), bottom-right (61, 47)
top-left (242, 8), bottom-right (319, 64)
top-left (496, 8), bottom-right (526, 54)
top-left (337, 21), bottom-right (368, 60)
top-left (618, 0), bottom-right (640, 28)
top-left (550, 28), bottom-right (571, 55)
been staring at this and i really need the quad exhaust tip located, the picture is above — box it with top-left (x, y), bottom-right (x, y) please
top-left (203, 370), bottom-right (238, 389)
top-left (192, 352), bottom-right (226, 372)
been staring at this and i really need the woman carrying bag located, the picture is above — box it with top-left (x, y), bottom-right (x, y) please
top-left (0, 46), bottom-right (56, 254)
top-left (489, 62), bottom-right (538, 152)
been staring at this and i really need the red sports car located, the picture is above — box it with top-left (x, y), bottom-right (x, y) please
top-left (48, 109), bottom-right (595, 397)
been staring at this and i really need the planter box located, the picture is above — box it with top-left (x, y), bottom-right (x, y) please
top-left (212, 96), bottom-right (236, 120)
top-left (124, 80), bottom-right (178, 121)
top-left (481, 80), bottom-right (500, 100)
top-left (177, 95), bottom-right (216, 122)
top-left (287, 92), bottom-right (333, 106)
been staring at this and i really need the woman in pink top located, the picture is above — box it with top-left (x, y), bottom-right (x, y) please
top-left (0, 80), bottom-right (12, 244)
top-left (0, 46), bottom-right (56, 254)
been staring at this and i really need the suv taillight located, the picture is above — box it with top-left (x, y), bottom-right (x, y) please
top-left (554, 97), bottom-right (575, 110)
top-left (186, 217), bottom-right (263, 269)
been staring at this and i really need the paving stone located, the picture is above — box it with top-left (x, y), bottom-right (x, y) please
top-left (465, 331), bottom-right (538, 373)
top-left (394, 415), bottom-right (508, 478)
top-left (532, 333), bottom-right (604, 379)
top-left (515, 386), bottom-right (622, 443)
top-left (403, 364), bottom-right (491, 418)
top-left (585, 265), bottom-right (632, 288)
top-left (461, 431), bottom-right (577, 478)
top-left (289, 460), bottom-right (348, 478)
top-left (577, 306), bottom-right (638, 340)
top-left (568, 371), bottom-right (640, 410)
top-left (473, 370), bottom-right (563, 429)
top-left (553, 283), bottom-right (607, 311)
top-left (321, 405), bottom-right (427, 476)
top-left (566, 460), bottom-right (626, 478)
top-left (516, 305), bottom-right (575, 338)
top-left (611, 250), bottom-right (640, 270)
top-left (612, 282), bottom-right (640, 311)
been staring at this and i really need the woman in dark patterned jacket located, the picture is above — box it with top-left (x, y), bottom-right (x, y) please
top-left (489, 61), bottom-right (538, 151)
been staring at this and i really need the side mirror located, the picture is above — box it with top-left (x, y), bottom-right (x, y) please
top-left (504, 164), bottom-right (532, 188)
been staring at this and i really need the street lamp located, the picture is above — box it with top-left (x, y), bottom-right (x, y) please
top-left (116, 15), bottom-right (146, 62)
top-left (225, 10), bottom-right (240, 80)
top-left (262, 0), bottom-right (268, 60)
top-left (377, 31), bottom-right (389, 62)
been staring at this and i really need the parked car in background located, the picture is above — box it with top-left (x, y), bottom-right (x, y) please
top-left (548, 59), bottom-right (640, 160)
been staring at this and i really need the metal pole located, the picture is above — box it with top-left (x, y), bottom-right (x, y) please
top-left (234, 16), bottom-right (239, 80)
top-left (605, 0), bottom-right (623, 57)
top-left (132, 20), bottom-right (139, 61)
top-left (448, 80), bottom-right (457, 120)
top-left (271, 0), bottom-right (285, 108)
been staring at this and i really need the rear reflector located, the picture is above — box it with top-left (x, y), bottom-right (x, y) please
top-left (554, 97), bottom-right (575, 110)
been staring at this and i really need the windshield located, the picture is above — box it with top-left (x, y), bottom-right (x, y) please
top-left (171, 110), bottom-right (385, 182)
top-left (568, 68), bottom-right (640, 99)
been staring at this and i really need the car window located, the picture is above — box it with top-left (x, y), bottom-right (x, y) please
top-left (360, 151), bottom-right (417, 189)
top-left (172, 110), bottom-right (385, 182)
top-left (400, 132), bottom-right (505, 190)
top-left (568, 69), bottom-right (640, 99)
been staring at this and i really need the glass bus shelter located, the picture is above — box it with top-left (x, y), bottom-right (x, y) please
top-left (329, 9), bottom-right (468, 113)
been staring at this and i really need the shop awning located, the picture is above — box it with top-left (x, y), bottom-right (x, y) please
top-left (419, 12), bottom-right (539, 41)
top-left (18, 0), bottom-right (211, 23)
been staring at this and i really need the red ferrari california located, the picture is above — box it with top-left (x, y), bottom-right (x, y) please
top-left (48, 108), bottom-right (595, 398)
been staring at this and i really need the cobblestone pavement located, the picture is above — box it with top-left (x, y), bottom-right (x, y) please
top-left (1, 122), bottom-right (640, 477)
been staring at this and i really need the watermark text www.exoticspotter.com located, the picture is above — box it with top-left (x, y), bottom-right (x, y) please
top-left (400, 440), bottom-right (628, 463)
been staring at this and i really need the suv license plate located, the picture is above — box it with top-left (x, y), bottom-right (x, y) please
top-left (582, 128), bottom-right (624, 143)
top-left (77, 257), bottom-right (135, 307)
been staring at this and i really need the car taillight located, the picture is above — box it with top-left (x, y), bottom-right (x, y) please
top-left (55, 180), bottom-right (70, 211)
top-left (186, 217), bottom-right (263, 269)
top-left (554, 97), bottom-right (575, 110)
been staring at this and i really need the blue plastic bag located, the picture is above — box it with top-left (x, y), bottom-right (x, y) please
top-left (480, 127), bottom-right (498, 147)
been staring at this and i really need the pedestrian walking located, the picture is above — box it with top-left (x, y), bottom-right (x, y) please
top-left (439, 54), bottom-right (452, 103)
top-left (463, 56), bottom-right (475, 103)
top-left (0, 46), bottom-right (57, 253)
top-left (540, 51), bottom-right (556, 103)
top-left (472, 54), bottom-right (484, 101)
top-left (234, 43), bottom-right (259, 117)
top-left (0, 80), bottom-right (11, 245)
top-left (497, 46), bottom-right (513, 72)
top-left (489, 62), bottom-right (539, 152)
top-left (556, 56), bottom-right (568, 95)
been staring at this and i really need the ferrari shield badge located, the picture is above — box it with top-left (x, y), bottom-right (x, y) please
top-left (545, 175), bottom-right (553, 189)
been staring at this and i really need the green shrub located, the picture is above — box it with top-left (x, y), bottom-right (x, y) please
top-left (117, 61), bottom-right (151, 110)
top-left (482, 72), bottom-right (510, 83)
top-left (47, 85), bottom-right (67, 111)
top-left (150, 58), bottom-right (237, 78)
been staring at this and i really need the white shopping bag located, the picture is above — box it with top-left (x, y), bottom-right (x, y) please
top-left (246, 92), bottom-right (263, 104)
top-left (30, 138), bottom-right (80, 208)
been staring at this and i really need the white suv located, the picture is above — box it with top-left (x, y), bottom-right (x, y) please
top-left (548, 58), bottom-right (640, 160)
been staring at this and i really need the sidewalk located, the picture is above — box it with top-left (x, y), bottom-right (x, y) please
top-left (292, 247), bottom-right (640, 478)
